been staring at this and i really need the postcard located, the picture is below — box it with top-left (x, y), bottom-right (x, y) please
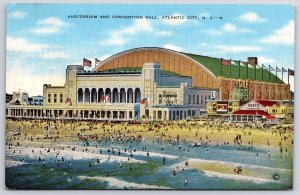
top-left (5, 4), bottom-right (294, 190)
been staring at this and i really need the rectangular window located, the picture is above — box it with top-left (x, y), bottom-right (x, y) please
top-left (192, 110), bottom-right (196, 117)
top-left (193, 95), bottom-right (195, 104)
top-left (197, 95), bottom-right (200, 104)
top-left (204, 95), bottom-right (207, 104)
top-left (201, 95), bottom-right (203, 105)
top-left (60, 94), bottom-right (63, 103)
top-left (159, 94), bottom-right (162, 104)
top-left (54, 94), bottom-right (57, 103)
top-left (158, 111), bottom-right (162, 119)
top-left (48, 94), bottom-right (51, 103)
top-left (188, 95), bottom-right (191, 104)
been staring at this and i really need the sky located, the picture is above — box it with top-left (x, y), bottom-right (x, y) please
top-left (6, 4), bottom-right (295, 95)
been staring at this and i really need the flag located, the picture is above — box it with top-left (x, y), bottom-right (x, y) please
top-left (100, 95), bottom-right (105, 102)
top-left (222, 59), bottom-right (230, 66)
top-left (231, 60), bottom-right (238, 66)
top-left (282, 68), bottom-right (287, 72)
top-left (288, 69), bottom-right (294, 76)
top-left (83, 58), bottom-right (92, 67)
top-left (269, 65), bottom-right (275, 71)
top-left (140, 98), bottom-right (148, 104)
top-left (140, 98), bottom-right (148, 108)
top-left (65, 98), bottom-right (72, 106)
top-left (248, 63), bottom-right (254, 68)
top-left (95, 58), bottom-right (102, 66)
top-left (240, 61), bottom-right (247, 67)
top-left (276, 67), bottom-right (281, 72)
top-left (262, 64), bottom-right (267, 69)
top-left (105, 95), bottom-right (110, 102)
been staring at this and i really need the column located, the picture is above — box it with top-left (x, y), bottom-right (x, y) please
top-left (89, 90), bottom-right (91, 103)
top-left (133, 92), bottom-right (135, 103)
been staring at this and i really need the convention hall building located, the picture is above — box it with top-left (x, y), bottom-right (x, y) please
top-left (6, 47), bottom-right (292, 121)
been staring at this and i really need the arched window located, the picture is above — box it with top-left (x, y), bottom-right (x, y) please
top-left (120, 88), bottom-right (126, 103)
top-left (105, 88), bottom-right (111, 103)
top-left (78, 88), bottom-right (83, 102)
top-left (84, 88), bottom-right (90, 103)
top-left (112, 88), bottom-right (119, 103)
top-left (91, 88), bottom-right (97, 103)
top-left (127, 88), bottom-right (133, 103)
top-left (135, 88), bottom-right (141, 103)
top-left (98, 88), bottom-right (104, 103)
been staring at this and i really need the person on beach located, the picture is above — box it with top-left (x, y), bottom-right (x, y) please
top-left (184, 177), bottom-right (188, 185)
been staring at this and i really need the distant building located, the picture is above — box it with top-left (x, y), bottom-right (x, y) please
top-left (6, 93), bottom-right (13, 103)
top-left (230, 100), bottom-right (293, 123)
top-left (28, 96), bottom-right (44, 106)
top-left (207, 100), bottom-right (240, 119)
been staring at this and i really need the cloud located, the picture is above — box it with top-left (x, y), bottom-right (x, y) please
top-left (204, 23), bottom-right (252, 36)
top-left (8, 10), bottom-right (28, 19)
top-left (101, 19), bottom-right (153, 46)
top-left (157, 31), bottom-right (173, 36)
top-left (39, 52), bottom-right (69, 59)
top-left (239, 12), bottom-right (266, 23)
top-left (260, 20), bottom-right (294, 45)
top-left (198, 43), bottom-right (261, 54)
top-left (6, 62), bottom-right (65, 96)
top-left (7, 36), bottom-right (71, 61)
top-left (31, 17), bottom-right (70, 35)
top-left (100, 32), bottom-right (126, 46)
top-left (162, 13), bottom-right (187, 25)
top-left (122, 19), bottom-right (153, 34)
top-left (99, 54), bottom-right (111, 61)
top-left (257, 56), bottom-right (277, 64)
top-left (7, 36), bottom-right (49, 52)
top-left (214, 45), bottom-right (261, 54)
top-left (163, 44), bottom-right (183, 52)
top-left (222, 23), bottom-right (252, 33)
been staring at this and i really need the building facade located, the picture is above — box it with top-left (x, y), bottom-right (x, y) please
top-left (6, 47), bottom-right (292, 121)
top-left (7, 62), bottom-right (218, 120)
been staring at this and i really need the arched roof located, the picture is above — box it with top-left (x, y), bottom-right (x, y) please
top-left (93, 47), bottom-right (282, 86)
top-left (93, 47), bottom-right (220, 88)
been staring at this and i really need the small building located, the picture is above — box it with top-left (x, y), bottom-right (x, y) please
top-left (230, 100), bottom-right (293, 123)
top-left (207, 100), bottom-right (240, 119)
top-left (6, 93), bottom-right (13, 103)
top-left (28, 95), bottom-right (44, 106)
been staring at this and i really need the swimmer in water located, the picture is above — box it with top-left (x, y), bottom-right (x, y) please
top-left (184, 177), bottom-right (188, 185)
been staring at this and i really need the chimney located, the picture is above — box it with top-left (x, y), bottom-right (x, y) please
top-left (247, 57), bottom-right (258, 65)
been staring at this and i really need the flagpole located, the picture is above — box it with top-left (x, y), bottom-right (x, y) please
top-left (282, 67), bottom-right (284, 84)
top-left (276, 66), bottom-right (278, 83)
top-left (254, 64), bottom-right (256, 81)
top-left (261, 65), bottom-right (265, 81)
top-left (230, 59), bottom-right (232, 78)
top-left (246, 62), bottom-right (248, 80)
top-left (220, 58), bottom-right (223, 77)
top-left (269, 65), bottom-right (271, 82)
top-left (238, 60), bottom-right (240, 79)
top-left (288, 69), bottom-right (290, 85)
